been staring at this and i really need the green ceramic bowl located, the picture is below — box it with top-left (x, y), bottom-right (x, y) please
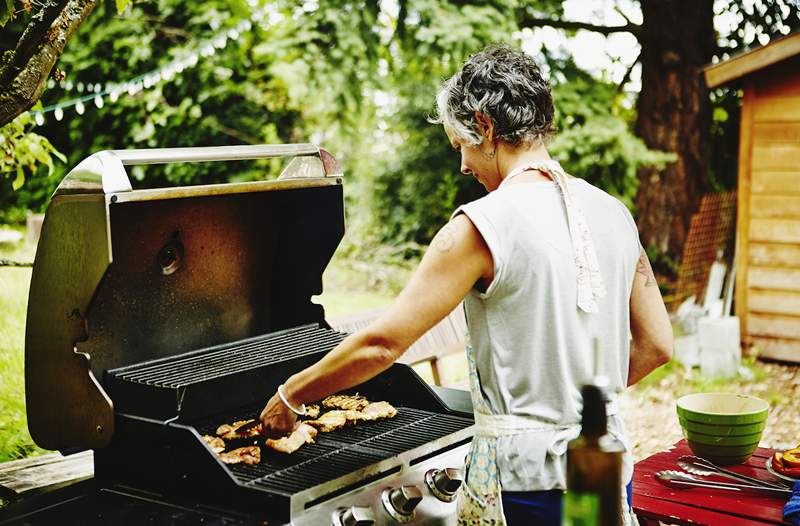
top-left (676, 393), bottom-right (769, 465)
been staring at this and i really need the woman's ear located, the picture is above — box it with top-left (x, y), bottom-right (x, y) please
top-left (474, 112), bottom-right (494, 142)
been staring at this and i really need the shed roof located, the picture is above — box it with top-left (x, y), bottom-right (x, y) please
top-left (704, 31), bottom-right (800, 88)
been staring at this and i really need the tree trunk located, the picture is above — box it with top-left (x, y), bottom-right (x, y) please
top-left (634, 0), bottom-right (715, 265)
top-left (0, 0), bottom-right (97, 127)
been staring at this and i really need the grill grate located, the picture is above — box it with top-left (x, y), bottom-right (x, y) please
top-left (192, 406), bottom-right (472, 493)
top-left (109, 324), bottom-right (347, 388)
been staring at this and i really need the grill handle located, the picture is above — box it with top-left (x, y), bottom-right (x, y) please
top-left (110, 144), bottom-right (320, 165)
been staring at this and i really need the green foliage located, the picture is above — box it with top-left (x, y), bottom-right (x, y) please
top-left (0, 239), bottom-right (46, 462)
top-left (0, 110), bottom-right (65, 194)
top-left (550, 116), bottom-right (674, 208)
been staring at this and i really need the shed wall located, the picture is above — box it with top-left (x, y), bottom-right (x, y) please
top-left (738, 62), bottom-right (800, 361)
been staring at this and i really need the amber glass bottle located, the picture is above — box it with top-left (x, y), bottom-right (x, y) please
top-left (562, 383), bottom-right (624, 526)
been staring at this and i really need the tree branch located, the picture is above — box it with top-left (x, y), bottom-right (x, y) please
top-left (0, 0), bottom-right (97, 127)
top-left (516, 11), bottom-right (642, 38)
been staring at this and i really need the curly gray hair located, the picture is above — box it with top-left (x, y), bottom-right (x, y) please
top-left (432, 44), bottom-right (555, 147)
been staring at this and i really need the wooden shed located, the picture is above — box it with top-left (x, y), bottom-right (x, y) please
top-left (705, 32), bottom-right (800, 362)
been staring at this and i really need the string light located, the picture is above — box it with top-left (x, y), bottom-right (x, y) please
top-left (29, 4), bottom-right (280, 127)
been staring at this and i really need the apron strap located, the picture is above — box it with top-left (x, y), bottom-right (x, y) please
top-left (500, 160), bottom-right (606, 313)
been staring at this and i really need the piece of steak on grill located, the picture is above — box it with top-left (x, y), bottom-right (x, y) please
top-left (305, 410), bottom-right (349, 432)
top-left (216, 419), bottom-right (262, 440)
top-left (302, 404), bottom-right (321, 419)
top-left (321, 393), bottom-right (369, 411)
top-left (202, 434), bottom-right (226, 453)
top-left (265, 422), bottom-right (318, 454)
top-left (358, 401), bottom-right (398, 421)
top-left (218, 446), bottom-right (261, 465)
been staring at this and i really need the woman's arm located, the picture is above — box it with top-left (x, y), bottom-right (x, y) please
top-left (260, 214), bottom-right (493, 435)
top-left (628, 247), bottom-right (673, 386)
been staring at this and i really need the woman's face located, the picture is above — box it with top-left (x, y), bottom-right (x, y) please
top-left (444, 126), bottom-right (500, 191)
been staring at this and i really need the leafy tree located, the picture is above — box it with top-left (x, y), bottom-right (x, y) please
top-left (515, 0), bottom-right (800, 263)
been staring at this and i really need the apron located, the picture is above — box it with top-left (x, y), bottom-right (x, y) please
top-left (455, 161), bottom-right (636, 526)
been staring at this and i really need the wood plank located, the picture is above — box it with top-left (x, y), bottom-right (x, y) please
top-left (749, 289), bottom-right (800, 316)
top-left (748, 312), bottom-right (800, 339)
top-left (0, 450), bottom-right (93, 497)
top-left (750, 195), bottom-right (800, 219)
top-left (750, 336), bottom-right (800, 363)
top-left (752, 122), bottom-right (800, 144)
top-left (749, 219), bottom-right (800, 243)
top-left (750, 145), bottom-right (800, 170)
top-left (704, 32), bottom-right (800, 88)
top-left (749, 266), bottom-right (800, 291)
top-left (755, 69), bottom-right (800, 98)
top-left (752, 95), bottom-right (800, 122)
top-left (737, 84), bottom-right (755, 339)
top-left (751, 171), bottom-right (800, 195)
top-left (749, 242), bottom-right (800, 267)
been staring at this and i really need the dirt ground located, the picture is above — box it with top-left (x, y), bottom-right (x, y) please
top-left (620, 359), bottom-right (800, 462)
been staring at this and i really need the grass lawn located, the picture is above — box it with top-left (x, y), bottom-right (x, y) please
top-left (0, 234), bottom-right (47, 462)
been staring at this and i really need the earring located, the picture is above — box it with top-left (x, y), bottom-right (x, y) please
top-left (481, 147), bottom-right (495, 160)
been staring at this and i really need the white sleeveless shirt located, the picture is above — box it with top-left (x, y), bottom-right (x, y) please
top-left (453, 177), bottom-right (640, 491)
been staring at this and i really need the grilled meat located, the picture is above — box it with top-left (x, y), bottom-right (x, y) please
top-left (306, 410), bottom-right (349, 432)
top-left (303, 404), bottom-right (321, 419)
top-left (216, 419), bottom-right (262, 440)
top-left (202, 434), bottom-right (226, 453)
top-left (265, 422), bottom-right (318, 454)
top-left (218, 446), bottom-right (261, 465)
top-left (306, 401), bottom-right (397, 432)
top-left (359, 401), bottom-right (398, 421)
top-left (322, 393), bottom-right (369, 411)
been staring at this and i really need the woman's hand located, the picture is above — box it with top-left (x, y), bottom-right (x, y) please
top-left (259, 392), bottom-right (298, 438)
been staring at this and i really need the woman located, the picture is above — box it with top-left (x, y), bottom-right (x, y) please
top-left (260, 44), bottom-right (673, 525)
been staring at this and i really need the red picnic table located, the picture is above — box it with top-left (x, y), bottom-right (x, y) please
top-left (633, 440), bottom-right (792, 525)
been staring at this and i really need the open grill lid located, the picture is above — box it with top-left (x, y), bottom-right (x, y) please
top-left (25, 145), bottom-right (345, 451)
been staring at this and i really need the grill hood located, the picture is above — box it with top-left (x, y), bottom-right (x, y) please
top-left (25, 145), bottom-right (345, 451)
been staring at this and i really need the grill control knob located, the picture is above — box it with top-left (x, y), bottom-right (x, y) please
top-left (381, 485), bottom-right (423, 522)
top-left (425, 467), bottom-right (463, 502)
top-left (332, 505), bottom-right (375, 526)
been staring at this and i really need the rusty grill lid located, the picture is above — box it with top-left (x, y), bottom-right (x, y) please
top-left (25, 144), bottom-right (345, 450)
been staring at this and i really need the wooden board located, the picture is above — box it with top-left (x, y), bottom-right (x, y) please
top-left (750, 195), bottom-right (800, 219)
top-left (749, 242), bottom-right (800, 267)
top-left (748, 267), bottom-right (800, 291)
top-left (750, 145), bottom-right (800, 170)
top-left (749, 219), bottom-right (800, 243)
top-left (752, 95), bottom-right (800, 122)
top-left (752, 122), bottom-right (800, 144)
top-left (748, 312), bottom-right (800, 339)
top-left (736, 84), bottom-right (755, 341)
top-left (751, 171), bottom-right (800, 195)
top-left (704, 32), bottom-right (800, 88)
top-left (750, 336), bottom-right (800, 362)
top-left (749, 289), bottom-right (800, 316)
top-left (0, 450), bottom-right (93, 499)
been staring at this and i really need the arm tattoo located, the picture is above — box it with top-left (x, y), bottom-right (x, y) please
top-left (432, 223), bottom-right (456, 253)
top-left (636, 248), bottom-right (658, 287)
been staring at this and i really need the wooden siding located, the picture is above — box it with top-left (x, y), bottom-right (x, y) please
top-left (740, 63), bottom-right (800, 361)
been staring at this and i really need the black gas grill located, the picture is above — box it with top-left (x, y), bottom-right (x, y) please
top-left (4, 145), bottom-right (474, 526)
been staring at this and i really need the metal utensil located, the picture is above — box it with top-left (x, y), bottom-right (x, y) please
top-left (656, 471), bottom-right (792, 495)
top-left (677, 455), bottom-right (789, 489)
